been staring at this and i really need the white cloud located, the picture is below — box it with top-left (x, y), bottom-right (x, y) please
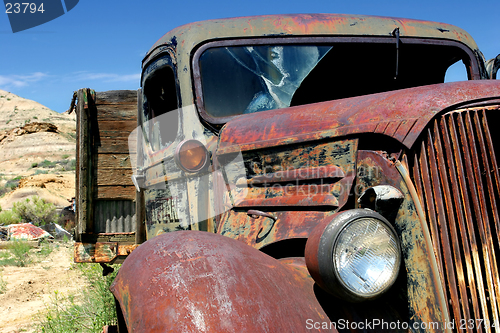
top-left (0, 72), bottom-right (48, 88)
top-left (0, 71), bottom-right (140, 90)
top-left (71, 72), bottom-right (140, 83)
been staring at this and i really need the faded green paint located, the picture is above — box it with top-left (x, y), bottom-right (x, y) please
top-left (356, 151), bottom-right (447, 332)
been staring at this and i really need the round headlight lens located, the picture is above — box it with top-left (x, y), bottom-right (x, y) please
top-left (333, 217), bottom-right (400, 297)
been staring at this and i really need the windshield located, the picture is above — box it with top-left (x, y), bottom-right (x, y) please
top-left (197, 40), bottom-right (473, 121)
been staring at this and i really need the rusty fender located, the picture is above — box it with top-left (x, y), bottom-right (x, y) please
top-left (111, 231), bottom-right (334, 332)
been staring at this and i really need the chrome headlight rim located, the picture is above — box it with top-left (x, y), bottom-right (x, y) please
top-left (306, 208), bottom-right (401, 303)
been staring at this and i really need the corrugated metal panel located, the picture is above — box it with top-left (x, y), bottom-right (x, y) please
top-left (94, 200), bottom-right (136, 233)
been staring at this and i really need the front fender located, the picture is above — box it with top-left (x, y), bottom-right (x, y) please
top-left (111, 231), bottom-right (332, 332)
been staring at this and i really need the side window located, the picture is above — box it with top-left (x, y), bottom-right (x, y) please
top-left (444, 60), bottom-right (469, 82)
top-left (142, 56), bottom-right (179, 151)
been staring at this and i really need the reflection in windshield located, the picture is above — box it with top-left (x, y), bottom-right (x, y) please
top-left (200, 45), bottom-right (331, 117)
top-left (226, 45), bottom-right (331, 113)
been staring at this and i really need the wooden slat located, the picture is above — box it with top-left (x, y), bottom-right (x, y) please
top-left (96, 169), bottom-right (133, 186)
top-left (96, 120), bottom-right (136, 133)
top-left (76, 89), bottom-right (94, 236)
top-left (96, 138), bottom-right (131, 154)
top-left (96, 154), bottom-right (132, 169)
top-left (96, 105), bottom-right (137, 121)
top-left (96, 186), bottom-right (136, 200)
top-left (95, 90), bottom-right (138, 105)
top-left (97, 130), bottom-right (135, 139)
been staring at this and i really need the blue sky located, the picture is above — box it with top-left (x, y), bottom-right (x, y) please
top-left (1, 0), bottom-right (499, 113)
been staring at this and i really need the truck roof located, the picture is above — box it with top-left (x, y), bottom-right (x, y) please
top-left (143, 13), bottom-right (480, 65)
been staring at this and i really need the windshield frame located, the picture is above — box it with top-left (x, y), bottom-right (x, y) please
top-left (192, 36), bottom-right (480, 125)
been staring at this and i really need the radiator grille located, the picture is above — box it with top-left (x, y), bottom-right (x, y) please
top-left (411, 107), bottom-right (500, 332)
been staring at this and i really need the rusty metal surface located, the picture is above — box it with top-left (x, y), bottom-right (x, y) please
top-left (217, 138), bottom-right (357, 248)
top-left (111, 231), bottom-right (332, 332)
top-left (411, 106), bottom-right (500, 331)
top-left (218, 81), bottom-right (500, 156)
top-left (144, 14), bottom-right (481, 68)
top-left (74, 242), bottom-right (139, 263)
top-left (356, 151), bottom-right (448, 331)
top-left (219, 210), bottom-right (329, 250)
top-left (7, 223), bottom-right (53, 241)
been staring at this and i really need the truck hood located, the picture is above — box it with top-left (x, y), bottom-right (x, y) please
top-left (217, 80), bottom-right (500, 154)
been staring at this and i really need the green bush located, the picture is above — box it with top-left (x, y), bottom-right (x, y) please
top-left (36, 263), bottom-right (120, 332)
top-left (0, 241), bottom-right (33, 267)
top-left (0, 210), bottom-right (21, 225)
top-left (57, 159), bottom-right (76, 171)
top-left (7, 241), bottom-right (32, 267)
top-left (38, 160), bottom-right (57, 168)
top-left (12, 196), bottom-right (58, 226)
top-left (66, 159), bottom-right (76, 171)
top-left (0, 251), bottom-right (14, 266)
top-left (4, 176), bottom-right (21, 190)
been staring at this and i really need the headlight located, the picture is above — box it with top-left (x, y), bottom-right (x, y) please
top-left (305, 209), bottom-right (401, 302)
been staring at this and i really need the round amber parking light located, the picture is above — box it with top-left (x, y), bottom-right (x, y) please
top-left (174, 139), bottom-right (209, 173)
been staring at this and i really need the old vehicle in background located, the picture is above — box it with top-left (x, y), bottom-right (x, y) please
top-left (74, 14), bottom-right (500, 332)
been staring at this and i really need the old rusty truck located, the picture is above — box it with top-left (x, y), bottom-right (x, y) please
top-left (74, 14), bottom-right (500, 332)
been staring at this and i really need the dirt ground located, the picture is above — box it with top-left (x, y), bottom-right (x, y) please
top-left (0, 242), bottom-right (86, 333)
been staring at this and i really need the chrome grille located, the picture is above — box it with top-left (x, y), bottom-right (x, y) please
top-left (412, 107), bottom-right (500, 333)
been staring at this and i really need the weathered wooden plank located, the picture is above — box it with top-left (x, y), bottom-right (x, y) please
top-left (96, 154), bottom-right (132, 169)
top-left (76, 89), bottom-right (95, 236)
top-left (95, 90), bottom-right (138, 105)
top-left (96, 168), bottom-right (134, 186)
top-left (95, 130), bottom-right (135, 139)
top-left (96, 138), bottom-right (130, 154)
top-left (96, 105), bottom-right (137, 121)
top-left (96, 186), bottom-right (136, 200)
top-left (96, 120), bottom-right (136, 133)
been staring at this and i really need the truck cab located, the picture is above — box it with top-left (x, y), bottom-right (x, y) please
top-left (95, 14), bottom-right (500, 332)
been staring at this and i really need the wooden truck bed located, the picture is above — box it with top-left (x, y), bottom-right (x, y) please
top-left (74, 89), bottom-right (143, 263)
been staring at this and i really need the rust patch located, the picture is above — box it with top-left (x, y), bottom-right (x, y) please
top-left (111, 231), bottom-right (332, 332)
